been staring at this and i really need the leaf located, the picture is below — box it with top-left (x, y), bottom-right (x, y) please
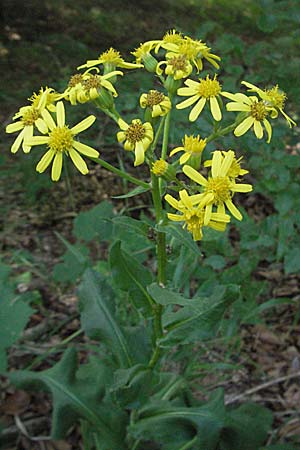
top-left (52, 234), bottom-right (90, 284)
top-left (109, 241), bottom-right (153, 314)
top-left (8, 348), bottom-right (127, 449)
top-left (112, 185), bottom-right (150, 199)
top-left (158, 284), bottom-right (240, 347)
top-left (129, 390), bottom-right (272, 450)
top-left (73, 201), bottom-right (114, 242)
top-left (158, 223), bottom-right (202, 256)
top-left (128, 389), bottom-right (226, 450)
top-left (0, 262), bottom-right (34, 372)
top-left (284, 247), bottom-right (300, 274)
top-left (78, 268), bottom-right (133, 367)
top-left (223, 402), bottom-right (273, 450)
top-left (112, 216), bottom-right (152, 261)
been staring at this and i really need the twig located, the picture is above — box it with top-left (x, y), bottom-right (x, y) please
top-left (225, 370), bottom-right (300, 405)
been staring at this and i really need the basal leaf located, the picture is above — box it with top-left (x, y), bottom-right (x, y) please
top-left (78, 268), bottom-right (133, 367)
top-left (9, 348), bottom-right (127, 449)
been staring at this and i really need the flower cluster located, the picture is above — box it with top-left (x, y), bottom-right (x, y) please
top-left (165, 150), bottom-right (252, 240)
top-left (5, 29), bottom-right (296, 244)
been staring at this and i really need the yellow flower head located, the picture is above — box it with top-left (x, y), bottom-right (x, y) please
top-left (204, 151), bottom-right (248, 179)
top-left (183, 150), bottom-right (252, 224)
top-left (170, 134), bottom-right (207, 165)
top-left (241, 81), bottom-right (296, 128)
top-left (63, 69), bottom-right (123, 105)
top-left (6, 102), bottom-right (50, 154)
top-left (77, 47), bottom-right (143, 71)
top-left (131, 41), bottom-right (159, 72)
top-left (152, 159), bottom-right (168, 176)
top-left (117, 118), bottom-right (153, 166)
top-left (156, 54), bottom-right (193, 80)
top-left (165, 189), bottom-right (230, 241)
top-left (176, 75), bottom-right (230, 122)
top-left (23, 101), bottom-right (99, 181)
top-left (165, 36), bottom-right (221, 72)
top-left (29, 87), bottom-right (61, 112)
top-left (224, 92), bottom-right (273, 142)
top-left (140, 90), bottom-right (171, 117)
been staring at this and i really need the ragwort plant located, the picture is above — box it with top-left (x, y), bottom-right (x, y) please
top-left (5, 30), bottom-right (296, 450)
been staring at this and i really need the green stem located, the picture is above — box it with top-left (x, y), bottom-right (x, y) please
top-left (88, 156), bottom-right (150, 189)
top-left (206, 114), bottom-right (247, 144)
top-left (64, 158), bottom-right (76, 213)
top-left (161, 97), bottom-right (173, 161)
top-left (148, 173), bottom-right (166, 369)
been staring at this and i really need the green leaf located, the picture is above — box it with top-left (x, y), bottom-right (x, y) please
top-left (78, 268), bottom-right (133, 367)
top-left (109, 241), bottom-right (153, 314)
top-left (0, 262), bottom-right (34, 372)
top-left (73, 201), bottom-right (114, 242)
top-left (129, 389), bottom-right (272, 450)
top-left (8, 348), bottom-right (127, 449)
top-left (159, 284), bottom-right (240, 347)
top-left (224, 402), bottom-right (272, 450)
top-left (112, 185), bottom-right (150, 198)
top-left (284, 247), bottom-right (300, 274)
top-left (129, 389), bottom-right (226, 450)
top-left (159, 223), bottom-right (202, 256)
top-left (52, 236), bottom-right (90, 284)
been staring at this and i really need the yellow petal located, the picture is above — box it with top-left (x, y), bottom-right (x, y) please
top-left (210, 97), bottom-right (222, 121)
top-left (176, 95), bottom-right (199, 110)
top-left (118, 118), bottom-right (129, 130)
top-left (179, 152), bottom-right (191, 165)
top-left (71, 115), bottom-right (96, 135)
top-left (69, 148), bottom-right (89, 174)
top-left (234, 116), bottom-right (255, 137)
top-left (212, 151), bottom-right (222, 178)
top-left (220, 150), bottom-right (234, 176)
top-left (226, 102), bottom-right (250, 112)
top-left (56, 101), bottom-right (65, 127)
top-left (72, 141), bottom-right (99, 158)
top-left (35, 118), bottom-right (48, 134)
top-left (165, 194), bottom-right (179, 210)
top-left (36, 150), bottom-right (55, 173)
top-left (204, 203), bottom-right (212, 225)
top-left (25, 136), bottom-right (50, 146)
top-left (254, 120), bottom-right (263, 139)
top-left (179, 189), bottom-right (193, 209)
top-left (11, 128), bottom-right (25, 154)
top-left (167, 213), bottom-right (184, 222)
top-left (6, 122), bottom-right (24, 133)
top-left (51, 152), bottom-right (63, 181)
top-left (41, 109), bottom-right (56, 131)
top-left (189, 97), bottom-right (206, 122)
top-left (183, 165), bottom-right (207, 186)
top-left (134, 141), bottom-right (145, 166)
top-left (263, 119), bottom-right (272, 143)
top-left (225, 199), bottom-right (242, 220)
top-left (231, 183), bottom-right (252, 193)
top-left (169, 146), bottom-right (184, 156)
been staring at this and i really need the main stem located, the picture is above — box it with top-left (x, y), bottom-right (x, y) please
top-left (148, 103), bottom-right (173, 368)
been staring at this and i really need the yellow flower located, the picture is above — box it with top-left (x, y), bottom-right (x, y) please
top-left (183, 150), bottom-right (252, 224)
top-left (224, 92), bottom-right (273, 142)
top-left (24, 101), bottom-right (99, 181)
top-left (29, 87), bottom-right (62, 112)
top-left (117, 118), bottom-right (153, 166)
top-left (204, 151), bottom-right (249, 179)
top-left (165, 189), bottom-right (230, 241)
top-left (6, 107), bottom-right (48, 154)
top-left (176, 75), bottom-right (229, 122)
top-left (163, 36), bottom-right (221, 72)
top-left (63, 69), bottom-right (123, 105)
top-left (156, 54), bottom-right (193, 80)
top-left (131, 41), bottom-right (160, 72)
top-left (170, 134), bottom-right (207, 165)
top-left (241, 81), bottom-right (296, 128)
top-left (154, 29), bottom-right (183, 52)
top-left (140, 90), bottom-right (171, 117)
top-left (77, 47), bottom-right (143, 71)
